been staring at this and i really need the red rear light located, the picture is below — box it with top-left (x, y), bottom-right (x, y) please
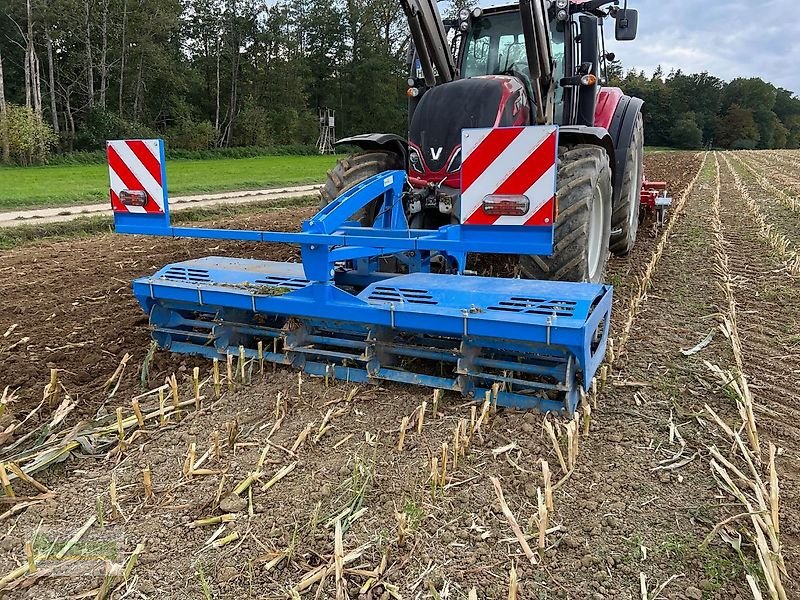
top-left (482, 195), bottom-right (529, 216)
top-left (120, 189), bottom-right (148, 206)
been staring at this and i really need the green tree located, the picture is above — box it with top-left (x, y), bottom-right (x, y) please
top-left (670, 116), bottom-right (703, 149)
top-left (716, 104), bottom-right (759, 149)
top-left (0, 103), bottom-right (58, 165)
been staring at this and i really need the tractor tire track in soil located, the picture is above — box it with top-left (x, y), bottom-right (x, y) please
top-left (10, 152), bottom-right (799, 600)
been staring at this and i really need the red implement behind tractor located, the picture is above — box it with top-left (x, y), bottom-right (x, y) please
top-left (640, 178), bottom-right (672, 226)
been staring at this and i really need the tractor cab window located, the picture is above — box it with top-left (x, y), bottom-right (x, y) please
top-left (462, 10), bottom-right (567, 119)
top-left (463, 12), bottom-right (530, 78)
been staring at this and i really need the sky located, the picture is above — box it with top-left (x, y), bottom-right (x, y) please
top-left (604, 0), bottom-right (800, 92)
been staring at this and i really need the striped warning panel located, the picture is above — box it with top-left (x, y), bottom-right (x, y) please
top-left (460, 126), bottom-right (558, 226)
top-left (107, 139), bottom-right (166, 214)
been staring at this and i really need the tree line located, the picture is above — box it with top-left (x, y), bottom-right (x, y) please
top-left (611, 66), bottom-right (800, 150)
top-left (1, 0), bottom-right (799, 165)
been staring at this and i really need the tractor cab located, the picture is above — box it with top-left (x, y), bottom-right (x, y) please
top-left (405, 0), bottom-right (635, 229)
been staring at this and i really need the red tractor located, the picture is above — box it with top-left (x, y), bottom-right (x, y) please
top-left (323, 0), bottom-right (659, 283)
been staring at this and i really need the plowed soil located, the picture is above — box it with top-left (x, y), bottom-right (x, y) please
top-left (1, 151), bottom-right (797, 600)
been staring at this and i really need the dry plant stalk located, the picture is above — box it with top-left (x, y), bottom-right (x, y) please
top-left (109, 472), bottom-right (121, 519)
top-left (568, 415), bottom-right (580, 469)
top-left (44, 368), bottom-right (59, 405)
top-left (474, 397), bottom-right (491, 435)
top-left (233, 472), bottom-right (260, 496)
top-left (459, 419), bottom-right (470, 455)
top-left (258, 340), bottom-right (264, 374)
top-left (261, 462), bottom-right (297, 491)
top-left (507, 563), bottom-right (519, 600)
top-left (193, 367), bottom-right (201, 410)
top-left (430, 457), bottom-right (439, 497)
top-left (582, 403), bottom-right (592, 436)
top-left (213, 432), bottom-right (221, 462)
top-left (537, 487), bottom-right (548, 556)
top-left (544, 419), bottom-right (567, 473)
top-left (417, 401), bottom-right (427, 434)
top-left (334, 519), bottom-right (345, 599)
top-left (395, 510), bottom-right (409, 547)
top-left (439, 442), bottom-right (449, 487)
top-left (0, 463), bottom-right (15, 497)
top-left (315, 408), bottom-right (334, 442)
top-left (142, 466), bottom-right (153, 499)
top-left (24, 540), bottom-right (35, 574)
top-left (213, 358), bottom-right (221, 398)
top-left (190, 514), bottom-right (236, 528)
top-left (226, 419), bottom-right (240, 449)
top-left (396, 416), bottom-right (409, 451)
top-left (291, 423), bottom-right (313, 453)
top-left (184, 443), bottom-right (197, 478)
top-left (489, 476), bottom-right (537, 564)
top-left (239, 345), bottom-right (246, 382)
top-left (212, 531), bottom-right (240, 548)
top-left (104, 353), bottom-right (132, 393)
top-left (769, 443), bottom-right (779, 534)
top-left (226, 354), bottom-right (234, 392)
top-left (275, 392), bottom-right (283, 421)
top-left (55, 515), bottom-right (97, 559)
top-left (452, 425), bottom-right (460, 469)
top-left (542, 460), bottom-right (553, 511)
top-left (131, 399), bottom-right (144, 428)
top-left (169, 374), bottom-right (180, 414)
top-left (433, 388), bottom-right (442, 416)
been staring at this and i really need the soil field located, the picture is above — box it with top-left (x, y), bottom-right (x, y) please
top-left (0, 150), bottom-right (796, 600)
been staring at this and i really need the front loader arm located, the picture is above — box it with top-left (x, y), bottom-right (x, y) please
top-left (400, 0), bottom-right (455, 86)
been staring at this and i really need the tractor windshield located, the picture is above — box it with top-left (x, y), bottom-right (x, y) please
top-left (462, 11), bottom-right (566, 107)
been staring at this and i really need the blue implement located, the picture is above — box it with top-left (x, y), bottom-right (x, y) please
top-left (110, 133), bottom-right (613, 414)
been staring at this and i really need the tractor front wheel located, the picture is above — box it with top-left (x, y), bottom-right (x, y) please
top-left (320, 150), bottom-right (405, 225)
top-left (609, 112), bottom-right (644, 255)
top-left (519, 145), bottom-right (612, 284)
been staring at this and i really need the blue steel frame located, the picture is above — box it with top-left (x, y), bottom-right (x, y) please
top-left (115, 169), bottom-right (556, 278)
top-left (113, 132), bottom-right (613, 414)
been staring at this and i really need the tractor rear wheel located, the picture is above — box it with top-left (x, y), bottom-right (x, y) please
top-left (609, 112), bottom-right (644, 255)
top-left (321, 150), bottom-right (404, 225)
top-left (519, 145), bottom-right (612, 284)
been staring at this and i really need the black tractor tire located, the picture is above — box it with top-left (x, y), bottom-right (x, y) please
top-left (320, 150), bottom-right (404, 225)
top-left (609, 112), bottom-right (644, 256)
top-left (519, 145), bottom-right (613, 284)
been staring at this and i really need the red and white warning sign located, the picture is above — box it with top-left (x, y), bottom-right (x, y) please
top-left (460, 126), bottom-right (557, 226)
top-left (107, 139), bottom-right (167, 214)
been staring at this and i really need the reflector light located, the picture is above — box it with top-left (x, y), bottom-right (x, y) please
top-left (482, 195), bottom-right (530, 216)
top-left (120, 189), bottom-right (148, 206)
top-left (581, 74), bottom-right (598, 86)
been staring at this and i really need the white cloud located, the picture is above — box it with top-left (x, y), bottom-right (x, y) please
top-left (606, 0), bottom-right (799, 91)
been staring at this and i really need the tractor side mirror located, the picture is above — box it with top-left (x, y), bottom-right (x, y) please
top-left (615, 8), bottom-right (638, 41)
